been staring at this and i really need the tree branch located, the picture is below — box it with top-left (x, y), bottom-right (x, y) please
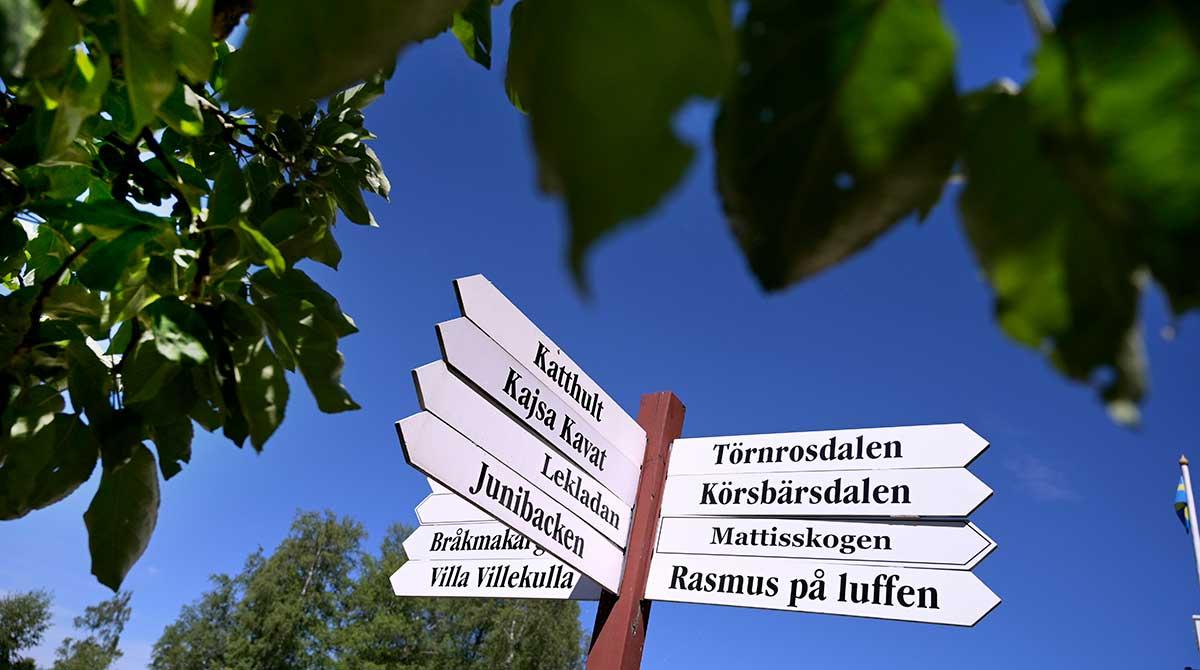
top-left (138, 128), bottom-right (194, 227)
top-left (16, 238), bottom-right (96, 352)
top-left (1022, 0), bottom-right (1054, 38)
top-left (190, 89), bottom-right (290, 165)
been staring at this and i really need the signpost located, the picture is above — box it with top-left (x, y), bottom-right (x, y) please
top-left (414, 360), bottom-right (633, 545)
top-left (643, 554), bottom-right (1000, 626)
top-left (667, 423), bottom-right (988, 475)
top-left (391, 557), bottom-right (603, 600)
top-left (392, 274), bottom-right (1000, 667)
top-left (397, 411), bottom-right (626, 592)
top-left (655, 517), bottom-right (996, 569)
top-left (403, 522), bottom-right (550, 561)
top-left (659, 468), bottom-right (992, 518)
top-left (415, 493), bottom-right (492, 524)
top-left (454, 274), bottom-right (647, 466)
top-left (436, 317), bottom-right (640, 504)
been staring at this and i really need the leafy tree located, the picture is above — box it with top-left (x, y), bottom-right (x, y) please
top-left (51, 591), bottom-right (132, 670)
top-left (147, 573), bottom-right (240, 670)
top-left (4, 0), bottom-right (1196, 591)
top-left (0, 589), bottom-right (52, 670)
top-left (345, 523), bottom-right (583, 670)
top-left (152, 511), bottom-right (585, 670)
top-left (0, 0), bottom-right (395, 592)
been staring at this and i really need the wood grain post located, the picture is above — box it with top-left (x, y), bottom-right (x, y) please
top-left (585, 391), bottom-right (685, 670)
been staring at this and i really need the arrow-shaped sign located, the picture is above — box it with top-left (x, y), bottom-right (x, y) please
top-left (668, 424), bottom-right (988, 477)
top-left (404, 522), bottom-right (550, 561)
top-left (660, 468), bottom-right (992, 518)
top-left (397, 411), bottom-right (625, 592)
top-left (655, 517), bottom-right (996, 569)
top-left (391, 558), bottom-right (602, 600)
top-left (436, 317), bottom-right (641, 505)
top-left (415, 493), bottom-right (492, 525)
top-left (644, 554), bottom-right (1000, 626)
top-left (454, 274), bottom-right (647, 466)
top-left (414, 360), bottom-right (632, 547)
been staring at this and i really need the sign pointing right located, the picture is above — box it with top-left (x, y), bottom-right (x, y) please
top-left (645, 554), bottom-right (1000, 627)
top-left (660, 468), bottom-right (993, 518)
top-left (668, 424), bottom-right (988, 476)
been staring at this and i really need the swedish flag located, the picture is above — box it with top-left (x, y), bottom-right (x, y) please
top-left (1177, 476), bottom-right (1191, 533)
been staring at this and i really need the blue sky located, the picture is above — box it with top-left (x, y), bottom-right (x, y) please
top-left (6, 1), bottom-right (1200, 667)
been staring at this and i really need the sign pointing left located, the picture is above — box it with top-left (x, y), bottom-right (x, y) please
top-left (392, 558), bottom-right (602, 600)
top-left (397, 411), bottom-right (625, 592)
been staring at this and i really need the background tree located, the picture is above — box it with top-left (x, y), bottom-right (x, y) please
top-left (0, 590), bottom-right (51, 670)
top-left (3, 0), bottom-right (1197, 592)
top-left (50, 591), bottom-right (131, 670)
top-left (151, 511), bottom-right (585, 670)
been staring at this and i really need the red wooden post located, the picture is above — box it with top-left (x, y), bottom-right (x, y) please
top-left (586, 391), bottom-right (685, 670)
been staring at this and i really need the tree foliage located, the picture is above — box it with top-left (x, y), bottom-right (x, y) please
top-left (51, 591), bottom-right (131, 670)
top-left (0, 590), bottom-right (52, 669)
top-left (150, 510), bottom-right (585, 670)
top-left (0, 0), bottom-right (394, 591)
top-left (1, 0), bottom-right (1196, 591)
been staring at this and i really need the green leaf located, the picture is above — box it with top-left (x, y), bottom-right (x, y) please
top-left (208, 153), bottom-right (249, 228)
top-left (18, 163), bottom-right (91, 199)
top-left (149, 415), bottom-right (192, 480)
top-left (5, 384), bottom-right (65, 439)
top-left (452, 0), bottom-right (492, 69)
top-left (505, 0), bottom-right (734, 285)
top-left (117, 0), bottom-right (177, 129)
top-left (22, 0), bottom-right (81, 79)
top-left (239, 220), bottom-right (286, 276)
top-left (251, 269), bottom-right (358, 413)
top-left (170, 0), bottom-right (215, 83)
top-left (85, 443), bottom-right (160, 591)
top-left (121, 340), bottom-right (180, 404)
top-left (959, 85), bottom-right (1144, 424)
top-left (715, 0), bottom-right (957, 291)
top-left (329, 167), bottom-right (374, 226)
top-left (251, 268), bottom-right (357, 337)
top-left (233, 337), bottom-right (288, 450)
top-left (158, 83), bottom-right (205, 137)
top-left (43, 284), bottom-right (102, 333)
top-left (41, 46), bottom-right (112, 159)
top-left (66, 340), bottom-right (112, 420)
top-left (0, 287), bottom-right (34, 362)
top-left (225, 0), bottom-right (469, 110)
top-left (1029, 0), bottom-right (1200, 315)
top-left (0, 413), bottom-right (100, 520)
top-left (76, 227), bottom-right (156, 290)
top-left (0, 0), bottom-right (43, 77)
top-left (29, 198), bottom-right (169, 233)
top-left (145, 297), bottom-right (211, 364)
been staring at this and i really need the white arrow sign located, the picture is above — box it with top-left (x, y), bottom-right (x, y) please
top-left (655, 517), bottom-right (996, 569)
top-left (454, 274), bottom-right (646, 465)
top-left (414, 360), bottom-right (632, 546)
top-left (397, 411), bottom-right (625, 592)
top-left (645, 554), bottom-right (1000, 626)
top-left (436, 317), bottom-right (640, 505)
top-left (392, 558), bottom-right (602, 600)
top-left (660, 468), bottom-right (992, 518)
top-left (428, 477), bottom-right (451, 494)
top-left (668, 424), bottom-right (988, 477)
top-left (404, 523), bottom-right (550, 561)
top-left (415, 493), bottom-right (492, 525)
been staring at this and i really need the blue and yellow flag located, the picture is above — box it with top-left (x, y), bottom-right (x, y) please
top-left (1177, 476), bottom-right (1191, 533)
